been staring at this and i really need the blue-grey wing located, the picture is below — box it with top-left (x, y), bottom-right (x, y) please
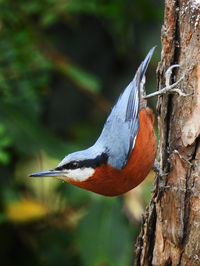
top-left (95, 47), bottom-right (155, 170)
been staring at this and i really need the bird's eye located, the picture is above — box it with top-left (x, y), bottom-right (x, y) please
top-left (70, 161), bottom-right (79, 169)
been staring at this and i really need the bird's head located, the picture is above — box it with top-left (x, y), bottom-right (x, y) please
top-left (29, 147), bottom-right (108, 183)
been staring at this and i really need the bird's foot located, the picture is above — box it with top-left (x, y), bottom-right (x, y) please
top-left (143, 64), bottom-right (193, 99)
top-left (152, 159), bottom-right (168, 177)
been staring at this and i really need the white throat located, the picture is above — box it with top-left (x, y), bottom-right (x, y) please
top-left (61, 167), bottom-right (95, 181)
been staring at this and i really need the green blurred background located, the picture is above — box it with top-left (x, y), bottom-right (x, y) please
top-left (0, 1), bottom-right (163, 265)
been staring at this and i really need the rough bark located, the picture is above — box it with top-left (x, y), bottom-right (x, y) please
top-left (134, 0), bottom-right (200, 265)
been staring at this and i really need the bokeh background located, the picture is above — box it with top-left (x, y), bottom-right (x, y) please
top-left (0, 1), bottom-right (163, 265)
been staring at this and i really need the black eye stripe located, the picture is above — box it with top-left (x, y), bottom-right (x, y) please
top-left (56, 152), bottom-right (108, 170)
top-left (56, 161), bottom-right (79, 170)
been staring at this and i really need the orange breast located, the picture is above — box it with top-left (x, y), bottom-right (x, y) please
top-left (68, 108), bottom-right (157, 196)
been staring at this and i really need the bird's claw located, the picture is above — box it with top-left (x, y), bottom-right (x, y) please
top-left (153, 160), bottom-right (168, 177)
top-left (165, 64), bottom-right (180, 88)
top-left (143, 64), bottom-right (193, 99)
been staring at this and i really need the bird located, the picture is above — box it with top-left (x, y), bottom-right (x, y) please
top-left (29, 47), bottom-right (157, 196)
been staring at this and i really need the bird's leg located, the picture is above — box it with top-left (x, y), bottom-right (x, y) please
top-left (152, 159), bottom-right (170, 197)
top-left (143, 64), bottom-right (193, 99)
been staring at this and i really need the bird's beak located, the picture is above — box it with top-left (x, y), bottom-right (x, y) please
top-left (29, 169), bottom-right (61, 178)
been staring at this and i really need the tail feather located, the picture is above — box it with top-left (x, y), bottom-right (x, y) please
top-left (136, 46), bottom-right (156, 109)
top-left (140, 46), bottom-right (156, 78)
top-left (126, 46), bottom-right (156, 121)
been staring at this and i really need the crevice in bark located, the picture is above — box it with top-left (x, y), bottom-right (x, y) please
top-left (180, 138), bottom-right (200, 248)
top-left (134, 199), bottom-right (157, 266)
top-left (177, 251), bottom-right (183, 266)
top-left (165, 94), bottom-right (173, 173)
top-left (165, 0), bottom-right (181, 174)
top-left (146, 202), bottom-right (157, 265)
top-left (174, 0), bottom-right (180, 65)
top-left (181, 167), bottom-right (191, 246)
top-left (134, 217), bottom-right (145, 265)
top-left (190, 136), bottom-right (200, 162)
top-left (164, 257), bottom-right (172, 266)
top-left (180, 138), bottom-right (200, 250)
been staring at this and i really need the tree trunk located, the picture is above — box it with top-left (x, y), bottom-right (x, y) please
top-left (134, 1), bottom-right (200, 265)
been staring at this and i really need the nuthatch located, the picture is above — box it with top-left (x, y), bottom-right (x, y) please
top-left (29, 47), bottom-right (157, 196)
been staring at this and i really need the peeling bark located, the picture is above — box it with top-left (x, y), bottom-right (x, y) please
top-left (134, 0), bottom-right (200, 265)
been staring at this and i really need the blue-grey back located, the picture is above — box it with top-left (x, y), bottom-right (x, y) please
top-left (95, 47), bottom-right (155, 169)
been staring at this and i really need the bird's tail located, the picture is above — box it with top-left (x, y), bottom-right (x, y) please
top-left (105, 47), bottom-right (155, 125)
top-left (135, 46), bottom-right (156, 109)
